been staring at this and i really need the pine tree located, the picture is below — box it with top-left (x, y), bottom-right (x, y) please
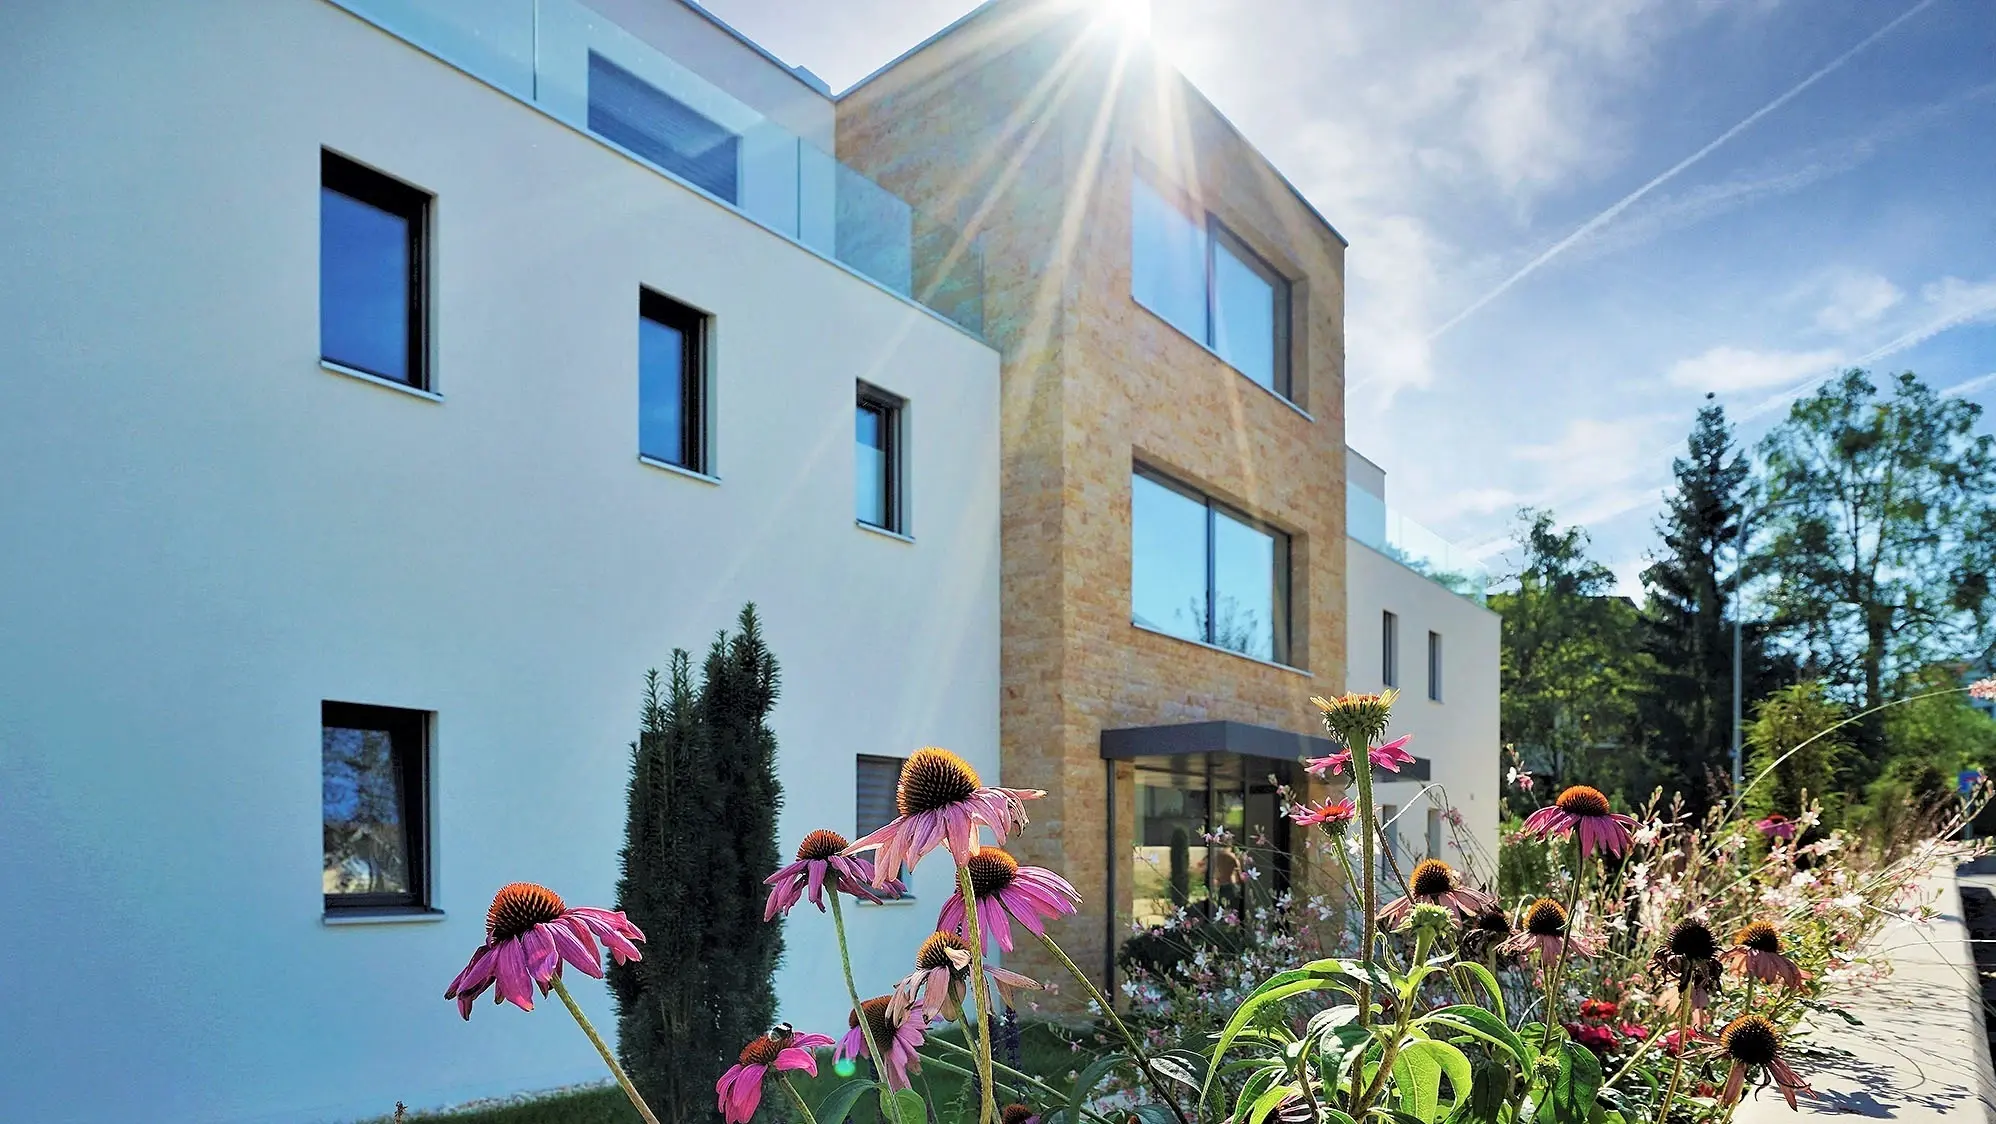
top-left (1638, 397), bottom-right (1749, 815)
top-left (611, 606), bottom-right (784, 1123)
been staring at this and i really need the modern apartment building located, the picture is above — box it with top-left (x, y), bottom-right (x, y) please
top-left (0, 2), bottom-right (999, 1120)
top-left (836, 1), bottom-right (1380, 995)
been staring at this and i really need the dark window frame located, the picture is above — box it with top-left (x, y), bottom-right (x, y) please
top-left (1428, 631), bottom-right (1444, 702)
top-left (1132, 465), bottom-right (1294, 665)
top-left (638, 289), bottom-right (709, 472)
top-left (321, 701), bottom-right (431, 915)
top-left (320, 150), bottom-right (430, 389)
top-left (1382, 610), bottom-right (1399, 688)
top-left (856, 384), bottom-right (905, 533)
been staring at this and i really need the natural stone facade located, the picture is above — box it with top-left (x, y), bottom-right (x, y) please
top-left (838, 0), bottom-right (1349, 1000)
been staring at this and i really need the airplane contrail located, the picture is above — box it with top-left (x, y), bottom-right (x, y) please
top-left (1426, 0), bottom-right (1936, 342)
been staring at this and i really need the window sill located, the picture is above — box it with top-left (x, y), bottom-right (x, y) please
top-left (320, 359), bottom-right (443, 402)
top-left (638, 455), bottom-right (722, 485)
top-left (857, 521), bottom-right (915, 544)
top-left (322, 907), bottom-right (447, 927)
top-left (1129, 300), bottom-right (1314, 422)
top-left (1130, 621), bottom-right (1312, 677)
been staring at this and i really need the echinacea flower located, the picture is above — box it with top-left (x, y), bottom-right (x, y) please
top-left (837, 996), bottom-right (928, 1091)
top-left (1289, 797), bottom-right (1358, 833)
top-left (1311, 690), bottom-right (1399, 745)
top-left (1457, 906), bottom-right (1513, 961)
top-left (765, 829), bottom-right (904, 919)
top-left (1306, 733), bottom-right (1417, 777)
top-left (890, 931), bottom-right (1042, 1021)
top-left (937, 848), bottom-right (1080, 953)
top-left (715, 1024), bottom-right (835, 1124)
top-left (1001, 1106), bottom-right (1042, 1124)
top-left (1722, 921), bottom-right (1809, 988)
top-left (443, 883), bottom-right (644, 1019)
top-left (1650, 920), bottom-right (1722, 1018)
top-left (1969, 677), bottom-right (1995, 701)
top-left (1378, 858), bottom-right (1496, 927)
top-left (1500, 898), bottom-right (1600, 964)
top-left (845, 747), bottom-right (1045, 882)
top-left (1755, 814), bottom-right (1798, 841)
top-left (1520, 785), bottom-right (1640, 860)
top-left (1717, 1014), bottom-right (1812, 1110)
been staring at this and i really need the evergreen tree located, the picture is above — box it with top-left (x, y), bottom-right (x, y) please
top-left (611, 606), bottom-right (784, 1123)
top-left (1638, 396), bottom-right (1749, 816)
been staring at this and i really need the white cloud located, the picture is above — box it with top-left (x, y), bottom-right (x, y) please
top-left (1942, 372), bottom-right (1996, 399)
top-left (1813, 273), bottom-right (1904, 334)
top-left (1666, 345), bottom-right (1844, 392)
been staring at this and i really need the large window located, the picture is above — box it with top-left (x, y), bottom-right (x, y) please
top-left (1131, 175), bottom-right (1292, 397)
top-left (322, 702), bottom-right (430, 913)
top-left (1131, 469), bottom-right (1291, 664)
top-left (1131, 755), bottom-right (1290, 927)
top-left (321, 151), bottom-right (428, 388)
top-left (857, 754), bottom-right (911, 890)
top-left (856, 385), bottom-right (904, 533)
top-left (639, 290), bottom-right (707, 472)
top-left (588, 52), bottom-right (740, 204)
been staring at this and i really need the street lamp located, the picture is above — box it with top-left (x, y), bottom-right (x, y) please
top-left (1730, 498), bottom-right (1804, 792)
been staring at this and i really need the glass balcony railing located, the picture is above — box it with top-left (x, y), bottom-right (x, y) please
top-left (328, 0), bottom-right (984, 336)
top-left (1348, 484), bottom-right (1490, 604)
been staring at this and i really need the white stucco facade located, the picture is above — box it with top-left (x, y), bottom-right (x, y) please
top-left (1344, 452), bottom-right (1502, 882)
top-left (0, 3), bottom-right (999, 1121)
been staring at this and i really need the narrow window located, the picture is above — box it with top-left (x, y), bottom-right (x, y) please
top-left (1379, 804), bottom-right (1400, 869)
top-left (322, 702), bottom-right (430, 913)
top-left (1130, 467), bottom-right (1292, 664)
top-left (638, 290), bottom-right (707, 472)
top-left (320, 151), bottom-right (428, 388)
top-left (587, 52), bottom-right (740, 204)
top-left (1382, 611), bottom-right (1399, 688)
top-left (1428, 631), bottom-right (1443, 701)
top-left (1130, 173), bottom-right (1292, 399)
top-left (856, 385), bottom-right (904, 533)
top-left (856, 754), bottom-right (910, 890)
top-left (1210, 224), bottom-right (1290, 395)
top-left (1426, 807), bottom-right (1444, 859)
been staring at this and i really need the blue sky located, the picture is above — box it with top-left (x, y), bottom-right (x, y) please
top-left (706, 0), bottom-right (1996, 592)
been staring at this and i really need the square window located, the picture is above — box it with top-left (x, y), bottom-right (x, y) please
top-left (856, 385), bottom-right (904, 533)
top-left (1428, 631), bottom-right (1443, 702)
top-left (857, 754), bottom-right (911, 891)
top-left (1130, 467), bottom-right (1293, 664)
top-left (639, 290), bottom-right (707, 471)
top-left (321, 151), bottom-right (428, 388)
top-left (1382, 611), bottom-right (1399, 688)
top-left (322, 701), bottom-right (430, 913)
top-left (1426, 807), bottom-right (1444, 859)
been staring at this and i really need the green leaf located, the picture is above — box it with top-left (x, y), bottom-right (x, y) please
top-left (1395, 1039), bottom-right (1474, 1123)
top-left (1422, 1005), bottom-right (1527, 1063)
top-left (811, 1079), bottom-right (876, 1124)
top-left (1147, 1053), bottom-right (1201, 1091)
top-left (1233, 1064), bottom-right (1286, 1124)
top-left (1321, 1109), bottom-right (1360, 1124)
top-left (1205, 978), bottom-right (1349, 1103)
top-left (1540, 1042), bottom-right (1603, 1124)
top-left (878, 1087), bottom-right (926, 1124)
top-left (1246, 1081), bottom-right (1302, 1124)
top-left (1453, 963), bottom-right (1507, 1021)
top-left (1129, 1107), bottom-right (1180, 1124)
top-left (1069, 1052), bottom-right (1130, 1124)
top-left (1444, 1060), bottom-right (1516, 1124)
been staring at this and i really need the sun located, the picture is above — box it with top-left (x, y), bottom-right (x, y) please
top-left (1099, 0), bottom-right (1151, 37)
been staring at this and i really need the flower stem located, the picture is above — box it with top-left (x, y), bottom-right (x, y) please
top-left (828, 893), bottom-right (909, 1124)
top-left (1539, 834), bottom-right (1585, 1050)
top-left (779, 1074), bottom-right (820, 1124)
top-left (955, 864), bottom-right (999, 1124)
top-left (1655, 976), bottom-right (1695, 1123)
top-left (1350, 740), bottom-right (1380, 1110)
top-left (1353, 927), bottom-right (1432, 1117)
top-left (919, 1044), bottom-right (1119, 1124)
top-left (548, 976), bottom-right (662, 1124)
top-left (1033, 929), bottom-right (1193, 1124)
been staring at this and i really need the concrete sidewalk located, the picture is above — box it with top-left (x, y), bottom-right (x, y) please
top-left (1737, 867), bottom-right (1996, 1123)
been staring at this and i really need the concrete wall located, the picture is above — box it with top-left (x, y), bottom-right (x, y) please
top-left (0, 2), bottom-right (999, 1120)
top-left (837, 0), bottom-right (1349, 997)
top-left (1346, 542), bottom-right (1503, 881)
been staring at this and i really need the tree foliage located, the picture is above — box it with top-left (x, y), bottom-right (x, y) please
top-left (612, 605), bottom-right (784, 1123)
top-left (1741, 681), bottom-right (1849, 829)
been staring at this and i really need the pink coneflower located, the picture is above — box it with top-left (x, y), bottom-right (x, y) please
top-left (1520, 785), bottom-right (1639, 860)
top-left (845, 747), bottom-right (1045, 883)
top-left (1305, 733), bottom-right (1416, 777)
top-left (442, 883), bottom-right (644, 1019)
top-left (1001, 1106), bottom-right (1042, 1124)
top-left (1457, 906), bottom-right (1513, 961)
top-left (1378, 858), bottom-right (1496, 927)
top-left (937, 848), bottom-right (1080, 953)
top-left (715, 1024), bottom-right (835, 1124)
top-left (837, 996), bottom-right (928, 1091)
top-left (1722, 921), bottom-right (1809, 988)
top-left (1717, 1015), bottom-right (1812, 1110)
top-left (1311, 691), bottom-right (1399, 746)
top-left (1289, 797), bottom-right (1358, 833)
top-left (1500, 898), bottom-right (1600, 965)
top-left (1651, 920), bottom-right (1722, 1020)
top-left (889, 931), bottom-right (1041, 1021)
top-left (1755, 814), bottom-right (1798, 841)
top-left (765, 829), bottom-right (904, 920)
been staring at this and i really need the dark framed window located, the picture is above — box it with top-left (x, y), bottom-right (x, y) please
top-left (1382, 611), bottom-right (1399, 688)
top-left (1428, 631), bottom-right (1444, 702)
top-left (856, 385), bottom-right (904, 532)
top-left (857, 754), bottom-right (911, 890)
top-left (1130, 467), bottom-right (1293, 664)
top-left (322, 702), bottom-right (430, 913)
top-left (1130, 174), bottom-right (1293, 399)
top-left (587, 51), bottom-right (740, 204)
top-left (639, 290), bottom-right (708, 471)
top-left (320, 151), bottom-right (429, 388)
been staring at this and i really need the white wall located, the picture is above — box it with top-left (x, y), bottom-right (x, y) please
top-left (0, 3), bottom-right (999, 1121)
top-left (1345, 542), bottom-right (1502, 883)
